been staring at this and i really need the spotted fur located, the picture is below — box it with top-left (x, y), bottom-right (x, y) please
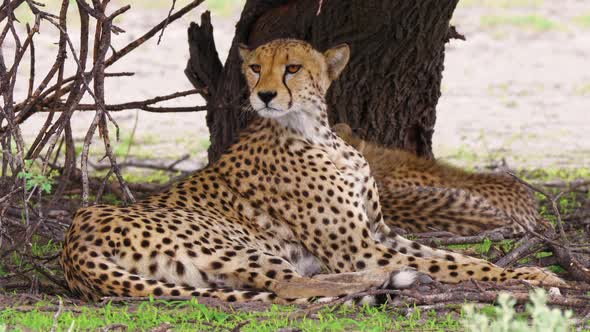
top-left (332, 123), bottom-right (547, 236)
top-left (60, 39), bottom-right (563, 305)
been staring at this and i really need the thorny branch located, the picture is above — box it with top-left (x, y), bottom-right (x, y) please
top-left (0, 0), bottom-right (206, 294)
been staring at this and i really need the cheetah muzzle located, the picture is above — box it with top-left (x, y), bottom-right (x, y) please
top-left (60, 39), bottom-right (564, 305)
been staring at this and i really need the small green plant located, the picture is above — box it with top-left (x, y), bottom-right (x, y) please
top-left (476, 237), bottom-right (494, 255)
top-left (16, 160), bottom-right (56, 194)
top-left (462, 289), bottom-right (573, 332)
top-left (522, 167), bottom-right (590, 182)
top-left (0, 265), bottom-right (7, 278)
top-left (500, 240), bottom-right (515, 253)
top-left (30, 237), bottom-right (61, 257)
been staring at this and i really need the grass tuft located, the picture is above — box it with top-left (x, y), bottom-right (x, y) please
top-left (573, 14), bottom-right (590, 28)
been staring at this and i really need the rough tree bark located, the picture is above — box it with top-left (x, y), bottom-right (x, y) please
top-left (186, 0), bottom-right (462, 164)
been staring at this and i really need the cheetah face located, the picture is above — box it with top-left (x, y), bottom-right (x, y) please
top-left (239, 39), bottom-right (349, 119)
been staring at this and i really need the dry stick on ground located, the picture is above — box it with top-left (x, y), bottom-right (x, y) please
top-left (416, 231), bottom-right (509, 247)
top-left (394, 288), bottom-right (590, 309)
top-left (0, 186), bottom-right (24, 204)
top-left (49, 298), bottom-right (63, 332)
top-left (506, 172), bottom-right (590, 283)
top-left (102, 324), bottom-right (129, 332)
top-left (409, 231), bottom-right (456, 238)
top-left (495, 234), bottom-right (544, 267)
top-left (297, 286), bottom-right (590, 318)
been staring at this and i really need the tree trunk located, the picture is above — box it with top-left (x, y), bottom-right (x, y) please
top-left (186, 0), bottom-right (461, 164)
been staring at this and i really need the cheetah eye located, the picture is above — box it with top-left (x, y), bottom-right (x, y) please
top-left (250, 64), bottom-right (261, 74)
top-left (286, 64), bottom-right (302, 74)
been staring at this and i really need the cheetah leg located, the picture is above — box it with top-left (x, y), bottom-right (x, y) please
top-left (205, 250), bottom-right (394, 299)
top-left (311, 268), bottom-right (416, 289)
top-left (272, 278), bottom-right (378, 299)
top-left (360, 180), bottom-right (560, 285)
top-left (364, 242), bottom-right (565, 286)
top-left (274, 268), bottom-right (417, 299)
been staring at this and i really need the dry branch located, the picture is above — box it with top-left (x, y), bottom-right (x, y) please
top-left (0, 0), bottom-right (206, 296)
top-left (0, 0), bottom-right (208, 133)
top-left (297, 285), bottom-right (590, 318)
top-left (417, 231), bottom-right (509, 247)
top-left (506, 172), bottom-right (590, 283)
top-left (90, 154), bottom-right (191, 173)
top-left (40, 89), bottom-right (207, 113)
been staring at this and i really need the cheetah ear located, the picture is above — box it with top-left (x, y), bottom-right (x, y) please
top-left (323, 43), bottom-right (350, 81)
top-left (238, 43), bottom-right (251, 61)
top-left (332, 123), bottom-right (353, 138)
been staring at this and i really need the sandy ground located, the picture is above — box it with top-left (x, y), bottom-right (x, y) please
top-left (4, 0), bottom-right (590, 172)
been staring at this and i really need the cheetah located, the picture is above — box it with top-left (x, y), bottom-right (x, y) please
top-left (60, 39), bottom-right (563, 305)
top-left (333, 124), bottom-right (546, 236)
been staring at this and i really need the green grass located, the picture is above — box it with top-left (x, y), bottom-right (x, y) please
top-left (0, 235), bottom-right (62, 284)
top-left (30, 237), bottom-right (61, 258)
top-left (522, 167), bottom-right (590, 182)
top-left (2, 294), bottom-right (583, 331)
top-left (573, 14), bottom-right (590, 28)
top-left (0, 300), bottom-right (465, 332)
top-left (480, 14), bottom-right (559, 31)
top-left (574, 83), bottom-right (590, 96)
top-left (446, 238), bottom-right (505, 260)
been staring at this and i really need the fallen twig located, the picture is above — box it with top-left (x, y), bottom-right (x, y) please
top-left (394, 288), bottom-right (589, 308)
top-left (495, 235), bottom-right (543, 267)
top-left (49, 298), bottom-right (63, 332)
top-left (417, 231), bottom-right (508, 247)
top-left (506, 172), bottom-right (590, 283)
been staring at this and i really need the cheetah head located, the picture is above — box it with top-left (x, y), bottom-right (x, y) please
top-left (239, 39), bottom-right (349, 119)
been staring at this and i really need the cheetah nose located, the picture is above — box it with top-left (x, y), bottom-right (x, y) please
top-left (257, 91), bottom-right (277, 105)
